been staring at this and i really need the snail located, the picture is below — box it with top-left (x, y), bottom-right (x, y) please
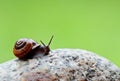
top-left (13, 36), bottom-right (53, 59)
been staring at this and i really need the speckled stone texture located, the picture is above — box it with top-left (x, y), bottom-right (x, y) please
top-left (0, 49), bottom-right (120, 81)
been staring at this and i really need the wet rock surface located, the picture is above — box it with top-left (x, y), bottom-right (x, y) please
top-left (0, 49), bottom-right (120, 81)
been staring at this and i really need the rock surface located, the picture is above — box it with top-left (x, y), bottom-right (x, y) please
top-left (0, 49), bottom-right (120, 81)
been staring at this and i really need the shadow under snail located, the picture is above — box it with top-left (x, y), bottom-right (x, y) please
top-left (13, 36), bottom-right (53, 59)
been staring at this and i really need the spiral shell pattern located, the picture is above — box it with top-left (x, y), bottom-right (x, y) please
top-left (13, 38), bottom-right (40, 59)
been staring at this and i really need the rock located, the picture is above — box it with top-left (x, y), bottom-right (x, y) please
top-left (0, 49), bottom-right (120, 81)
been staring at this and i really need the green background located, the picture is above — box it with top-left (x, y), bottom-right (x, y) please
top-left (0, 0), bottom-right (120, 67)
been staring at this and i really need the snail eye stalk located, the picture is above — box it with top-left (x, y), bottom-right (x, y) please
top-left (47, 35), bottom-right (54, 46)
top-left (40, 35), bottom-right (54, 47)
top-left (40, 40), bottom-right (46, 47)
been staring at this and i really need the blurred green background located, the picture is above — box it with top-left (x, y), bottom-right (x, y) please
top-left (0, 0), bottom-right (120, 67)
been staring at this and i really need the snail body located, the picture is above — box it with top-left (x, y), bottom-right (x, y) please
top-left (13, 36), bottom-right (53, 59)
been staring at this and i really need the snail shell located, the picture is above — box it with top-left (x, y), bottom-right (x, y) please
top-left (13, 38), bottom-right (40, 59)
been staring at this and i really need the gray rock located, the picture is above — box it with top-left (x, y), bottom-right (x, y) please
top-left (0, 49), bottom-right (120, 81)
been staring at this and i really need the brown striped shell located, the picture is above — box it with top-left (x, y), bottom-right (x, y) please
top-left (13, 38), bottom-right (40, 59)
